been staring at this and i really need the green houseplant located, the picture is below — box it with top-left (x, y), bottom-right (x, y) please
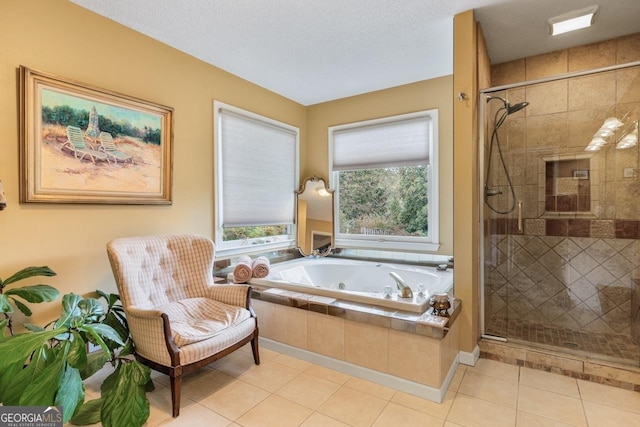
top-left (0, 266), bottom-right (152, 427)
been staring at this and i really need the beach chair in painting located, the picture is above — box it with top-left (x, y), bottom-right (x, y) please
top-left (63, 125), bottom-right (109, 164)
top-left (99, 132), bottom-right (134, 164)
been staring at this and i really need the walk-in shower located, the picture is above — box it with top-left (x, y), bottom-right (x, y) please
top-left (480, 62), bottom-right (640, 367)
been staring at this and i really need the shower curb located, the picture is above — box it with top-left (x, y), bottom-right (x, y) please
top-left (479, 339), bottom-right (640, 392)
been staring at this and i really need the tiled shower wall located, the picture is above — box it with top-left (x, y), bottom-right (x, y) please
top-left (483, 33), bottom-right (640, 357)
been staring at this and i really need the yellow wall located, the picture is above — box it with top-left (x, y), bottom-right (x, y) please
top-left (0, 0), bottom-right (306, 326)
top-left (453, 10), bottom-right (480, 353)
top-left (1, 0), bottom-right (456, 329)
top-left (306, 77), bottom-right (455, 255)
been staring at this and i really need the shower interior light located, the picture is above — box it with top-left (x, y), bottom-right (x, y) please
top-left (548, 5), bottom-right (599, 36)
top-left (616, 121), bottom-right (638, 150)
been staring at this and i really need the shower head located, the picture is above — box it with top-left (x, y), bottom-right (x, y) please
top-left (507, 102), bottom-right (529, 115)
top-left (486, 95), bottom-right (529, 115)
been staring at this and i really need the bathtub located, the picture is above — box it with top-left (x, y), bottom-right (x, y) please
top-left (247, 257), bottom-right (453, 313)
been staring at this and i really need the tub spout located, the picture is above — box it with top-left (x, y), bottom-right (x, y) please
top-left (389, 272), bottom-right (413, 298)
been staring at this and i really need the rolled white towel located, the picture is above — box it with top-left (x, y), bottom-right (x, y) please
top-left (252, 256), bottom-right (270, 278)
top-left (233, 255), bottom-right (253, 283)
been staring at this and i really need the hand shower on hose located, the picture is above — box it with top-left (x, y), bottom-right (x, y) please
top-left (484, 95), bottom-right (529, 214)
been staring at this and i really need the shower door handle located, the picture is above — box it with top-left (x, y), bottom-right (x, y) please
top-left (517, 201), bottom-right (523, 233)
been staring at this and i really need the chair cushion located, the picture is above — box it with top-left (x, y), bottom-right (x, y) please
top-left (157, 297), bottom-right (251, 347)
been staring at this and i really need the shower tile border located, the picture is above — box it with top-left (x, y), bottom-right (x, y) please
top-left (486, 218), bottom-right (640, 239)
top-left (479, 339), bottom-right (640, 392)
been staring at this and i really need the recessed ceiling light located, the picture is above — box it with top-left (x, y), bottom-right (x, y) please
top-left (548, 5), bottom-right (599, 36)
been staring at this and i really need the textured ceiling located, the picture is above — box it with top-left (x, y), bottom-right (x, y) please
top-left (70, 0), bottom-right (640, 105)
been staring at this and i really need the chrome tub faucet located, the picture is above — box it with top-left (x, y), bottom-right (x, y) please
top-left (389, 272), bottom-right (413, 299)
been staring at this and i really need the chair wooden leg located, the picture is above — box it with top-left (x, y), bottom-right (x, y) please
top-left (170, 373), bottom-right (182, 417)
top-left (251, 331), bottom-right (260, 365)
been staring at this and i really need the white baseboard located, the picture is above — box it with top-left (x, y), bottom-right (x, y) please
top-left (458, 345), bottom-right (480, 366)
top-left (259, 337), bottom-right (451, 403)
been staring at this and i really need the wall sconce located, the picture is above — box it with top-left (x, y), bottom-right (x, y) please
top-left (315, 186), bottom-right (330, 197)
top-left (0, 180), bottom-right (6, 210)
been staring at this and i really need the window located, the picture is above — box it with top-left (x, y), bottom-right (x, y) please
top-left (214, 101), bottom-right (299, 257)
top-left (329, 110), bottom-right (439, 252)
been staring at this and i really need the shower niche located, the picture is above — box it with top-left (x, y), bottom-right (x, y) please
top-left (541, 155), bottom-right (597, 216)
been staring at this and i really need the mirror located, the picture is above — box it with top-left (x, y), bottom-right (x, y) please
top-left (295, 176), bottom-right (334, 256)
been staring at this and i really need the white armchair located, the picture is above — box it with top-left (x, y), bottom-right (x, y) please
top-left (106, 234), bottom-right (259, 417)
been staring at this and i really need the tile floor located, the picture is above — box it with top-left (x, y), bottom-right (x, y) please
top-left (486, 315), bottom-right (640, 364)
top-left (83, 344), bottom-right (640, 427)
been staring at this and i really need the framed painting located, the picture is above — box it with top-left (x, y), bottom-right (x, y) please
top-left (19, 66), bottom-right (173, 204)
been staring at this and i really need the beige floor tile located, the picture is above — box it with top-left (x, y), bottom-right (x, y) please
top-left (458, 370), bottom-right (519, 407)
top-left (444, 422), bottom-right (465, 427)
top-left (578, 379), bottom-right (640, 413)
top-left (149, 369), bottom-right (171, 388)
top-left (317, 385), bottom-right (388, 427)
top-left (372, 402), bottom-right (445, 427)
top-left (236, 343), bottom-right (279, 361)
top-left (300, 412), bottom-right (351, 427)
top-left (583, 401), bottom-right (640, 427)
top-left (516, 411), bottom-right (576, 427)
top-left (157, 403), bottom-right (232, 426)
top-left (198, 380), bottom-right (269, 420)
top-left (467, 358), bottom-right (520, 382)
top-left (238, 360), bottom-right (302, 392)
top-left (181, 368), bottom-right (235, 401)
top-left (305, 364), bottom-right (352, 385)
top-left (391, 389), bottom-right (455, 419)
top-left (145, 384), bottom-right (196, 427)
top-left (235, 394), bottom-right (313, 427)
top-left (344, 376), bottom-right (396, 400)
top-left (210, 350), bottom-right (260, 377)
top-left (518, 384), bottom-right (586, 427)
top-left (447, 393), bottom-right (516, 427)
top-left (448, 365), bottom-right (467, 392)
top-left (275, 373), bottom-right (340, 410)
top-left (519, 367), bottom-right (579, 398)
top-left (272, 353), bottom-right (313, 371)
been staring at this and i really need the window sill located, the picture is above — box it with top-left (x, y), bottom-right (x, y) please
top-left (215, 239), bottom-right (295, 260)
top-left (335, 238), bottom-right (440, 253)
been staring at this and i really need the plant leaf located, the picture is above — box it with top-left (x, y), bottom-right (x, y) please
top-left (6, 285), bottom-right (60, 303)
top-left (0, 327), bottom-right (66, 375)
top-left (67, 331), bottom-right (88, 369)
top-left (3, 345), bottom-right (50, 405)
top-left (5, 343), bottom-right (67, 407)
top-left (54, 364), bottom-right (85, 423)
top-left (0, 294), bottom-right (13, 313)
top-left (70, 398), bottom-right (103, 425)
top-left (101, 361), bottom-right (150, 427)
top-left (56, 293), bottom-right (82, 328)
top-left (104, 311), bottom-right (129, 344)
top-left (1, 266), bottom-right (56, 287)
top-left (80, 323), bottom-right (125, 348)
top-left (95, 289), bottom-right (110, 302)
top-left (79, 352), bottom-right (109, 380)
top-left (11, 297), bottom-right (32, 316)
top-left (23, 323), bottom-right (45, 332)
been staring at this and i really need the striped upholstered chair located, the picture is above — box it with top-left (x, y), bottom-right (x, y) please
top-left (106, 234), bottom-right (259, 417)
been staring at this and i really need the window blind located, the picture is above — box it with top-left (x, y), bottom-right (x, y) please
top-left (332, 116), bottom-right (431, 171)
top-left (219, 109), bottom-right (297, 227)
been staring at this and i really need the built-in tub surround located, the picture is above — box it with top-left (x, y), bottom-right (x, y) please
top-left (246, 257), bottom-right (454, 314)
top-left (249, 284), bottom-right (461, 402)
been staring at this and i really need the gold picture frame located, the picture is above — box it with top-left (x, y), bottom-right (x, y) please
top-left (19, 66), bottom-right (173, 204)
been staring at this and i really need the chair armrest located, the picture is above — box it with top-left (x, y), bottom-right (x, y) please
top-left (208, 284), bottom-right (252, 309)
top-left (125, 306), bottom-right (179, 366)
top-left (126, 306), bottom-right (164, 318)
